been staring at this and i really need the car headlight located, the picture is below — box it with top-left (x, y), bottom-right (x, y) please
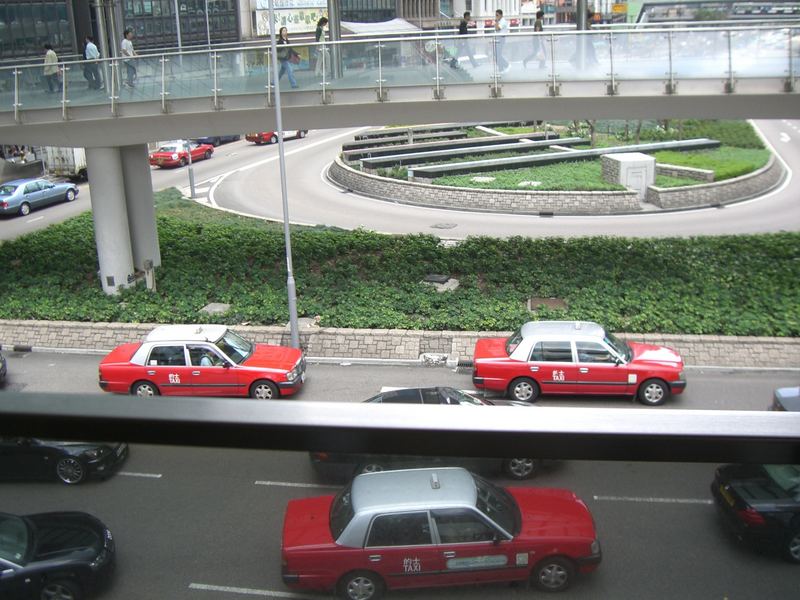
top-left (286, 367), bottom-right (298, 381)
top-left (171, 153), bottom-right (179, 160)
top-left (89, 548), bottom-right (108, 569)
top-left (83, 447), bottom-right (109, 460)
top-left (590, 539), bottom-right (601, 555)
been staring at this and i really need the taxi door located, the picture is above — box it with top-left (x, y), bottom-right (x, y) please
top-left (186, 344), bottom-right (240, 396)
top-left (528, 341), bottom-right (581, 395)
top-left (430, 508), bottom-right (524, 585)
top-left (575, 341), bottom-right (631, 395)
top-left (143, 344), bottom-right (195, 396)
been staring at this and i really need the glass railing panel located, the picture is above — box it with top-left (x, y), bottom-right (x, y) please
top-left (672, 29), bottom-right (731, 80)
top-left (731, 28), bottom-right (790, 78)
top-left (609, 31), bottom-right (671, 81)
top-left (6, 62), bottom-right (63, 112)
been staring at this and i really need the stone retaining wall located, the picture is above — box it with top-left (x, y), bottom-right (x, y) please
top-left (646, 155), bottom-right (784, 209)
top-left (656, 163), bottom-right (715, 182)
top-left (330, 157), bottom-right (641, 215)
top-left (0, 320), bottom-right (797, 368)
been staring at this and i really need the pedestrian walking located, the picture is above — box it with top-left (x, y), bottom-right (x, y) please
top-left (457, 11), bottom-right (478, 68)
top-left (277, 27), bottom-right (299, 89)
top-left (314, 17), bottom-right (329, 77)
top-left (121, 28), bottom-right (137, 87)
top-left (43, 44), bottom-right (60, 93)
top-left (494, 9), bottom-right (509, 72)
top-left (523, 10), bottom-right (546, 69)
top-left (83, 35), bottom-right (102, 89)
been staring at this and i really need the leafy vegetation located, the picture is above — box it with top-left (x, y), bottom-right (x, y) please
top-left (1, 193), bottom-right (797, 336)
top-left (652, 148), bottom-right (770, 181)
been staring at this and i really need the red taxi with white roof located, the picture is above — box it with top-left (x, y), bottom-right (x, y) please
top-left (473, 321), bottom-right (685, 406)
top-left (282, 467), bottom-right (601, 599)
top-left (98, 325), bottom-right (305, 399)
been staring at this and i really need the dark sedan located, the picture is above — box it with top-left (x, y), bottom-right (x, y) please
top-left (712, 463), bottom-right (800, 563)
top-left (192, 134), bottom-right (240, 146)
top-left (310, 386), bottom-right (541, 481)
top-left (0, 438), bottom-right (128, 485)
top-left (0, 178), bottom-right (79, 217)
top-left (0, 511), bottom-right (115, 600)
top-left (0, 350), bottom-right (5, 384)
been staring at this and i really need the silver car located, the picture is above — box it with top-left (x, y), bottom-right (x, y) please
top-left (0, 178), bottom-right (79, 217)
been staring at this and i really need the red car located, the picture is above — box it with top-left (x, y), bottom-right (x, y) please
top-left (245, 130), bottom-right (307, 145)
top-left (98, 325), bottom-right (305, 399)
top-left (473, 320), bottom-right (686, 406)
top-left (282, 467), bottom-right (601, 599)
top-left (148, 140), bottom-right (214, 168)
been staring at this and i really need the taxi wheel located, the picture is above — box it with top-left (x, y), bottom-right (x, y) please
top-left (250, 379), bottom-right (279, 400)
top-left (337, 570), bottom-right (385, 600)
top-left (179, 157), bottom-right (188, 167)
top-left (637, 378), bottom-right (669, 406)
top-left (509, 377), bottom-right (540, 403)
top-left (298, 130), bottom-right (307, 138)
top-left (204, 150), bottom-right (212, 159)
top-left (19, 202), bottom-right (31, 216)
top-left (784, 528), bottom-right (800, 563)
top-left (132, 380), bottom-right (159, 397)
top-left (55, 457), bottom-right (87, 485)
top-left (269, 135), bottom-right (278, 144)
top-left (40, 579), bottom-right (81, 600)
top-left (532, 556), bottom-right (575, 592)
top-left (503, 458), bottom-right (540, 480)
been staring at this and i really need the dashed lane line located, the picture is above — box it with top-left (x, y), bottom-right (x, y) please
top-left (254, 480), bottom-right (338, 489)
top-left (593, 495), bottom-right (712, 505)
top-left (118, 471), bottom-right (163, 479)
top-left (189, 583), bottom-right (316, 598)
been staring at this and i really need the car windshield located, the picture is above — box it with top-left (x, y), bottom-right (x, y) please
top-left (505, 329), bottom-right (524, 356)
top-left (0, 514), bottom-right (30, 564)
top-left (215, 330), bottom-right (253, 364)
top-left (473, 474), bottom-right (520, 536)
top-left (330, 482), bottom-right (355, 540)
top-left (0, 185), bottom-right (17, 195)
top-left (442, 388), bottom-right (485, 406)
top-left (763, 464), bottom-right (800, 495)
top-left (604, 332), bottom-right (631, 361)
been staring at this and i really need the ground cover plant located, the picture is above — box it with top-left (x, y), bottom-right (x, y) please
top-left (0, 191), bottom-right (797, 336)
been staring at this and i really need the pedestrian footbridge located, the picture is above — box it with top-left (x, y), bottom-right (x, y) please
top-left (0, 24), bottom-right (798, 146)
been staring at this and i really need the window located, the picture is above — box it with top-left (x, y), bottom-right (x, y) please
top-left (576, 341), bottom-right (615, 363)
top-left (367, 512), bottom-right (431, 547)
top-left (381, 389), bottom-right (422, 403)
top-left (530, 341), bottom-right (573, 362)
top-left (187, 345), bottom-right (223, 367)
top-left (148, 345), bottom-right (186, 366)
top-left (433, 509), bottom-right (496, 543)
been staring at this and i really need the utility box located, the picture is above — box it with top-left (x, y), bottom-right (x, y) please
top-left (601, 153), bottom-right (655, 200)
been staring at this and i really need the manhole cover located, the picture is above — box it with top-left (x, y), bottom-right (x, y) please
top-left (431, 223), bottom-right (458, 229)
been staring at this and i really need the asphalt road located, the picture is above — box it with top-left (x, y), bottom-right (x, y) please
top-left (1, 352), bottom-right (799, 600)
top-left (213, 119), bottom-right (800, 238)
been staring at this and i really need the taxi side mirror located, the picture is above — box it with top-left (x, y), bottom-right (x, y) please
top-left (223, 362), bottom-right (231, 369)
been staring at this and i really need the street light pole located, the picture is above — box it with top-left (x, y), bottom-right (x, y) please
top-left (183, 141), bottom-right (196, 198)
top-left (205, 0), bottom-right (211, 48)
top-left (173, 0), bottom-right (183, 52)
top-left (267, 0), bottom-right (300, 349)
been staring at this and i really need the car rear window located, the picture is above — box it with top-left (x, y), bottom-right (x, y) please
top-left (330, 483), bottom-right (355, 540)
top-left (0, 185), bottom-right (17, 195)
top-left (505, 329), bottom-right (523, 355)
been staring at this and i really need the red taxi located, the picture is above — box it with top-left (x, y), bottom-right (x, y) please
top-left (245, 130), bottom-right (307, 145)
top-left (282, 467), bottom-right (600, 599)
top-left (98, 325), bottom-right (305, 399)
top-left (473, 320), bottom-right (686, 406)
top-left (148, 140), bottom-right (214, 168)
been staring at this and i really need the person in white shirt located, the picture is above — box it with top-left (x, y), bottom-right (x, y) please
top-left (120, 28), bottom-right (137, 87)
top-left (494, 9), bottom-right (509, 72)
top-left (83, 35), bottom-right (102, 89)
top-left (42, 44), bottom-right (60, 93)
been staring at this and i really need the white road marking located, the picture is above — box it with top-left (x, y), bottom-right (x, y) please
top-left (593, 495), bottom-right (712, 505)
top-left (254, 480), bottom-right (338, 489)
top-left (780, 132), bottom-right (791, 143)
top-left (194, 186), bottom-right (211, 194)
top-left (189, 583), bottom-right (315, 598)
top-left (118, 471), bottom-right (163, 479)
top-left (25, 216), bottom-right (44, 223)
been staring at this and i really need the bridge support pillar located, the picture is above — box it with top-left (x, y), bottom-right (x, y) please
top-left (86, 147), bottom-right (135, 295)
top-left (121, 144), bottom-right (161, 270)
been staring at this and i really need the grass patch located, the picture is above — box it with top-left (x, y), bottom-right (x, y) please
top-left (652, 147), bottom-right (770, 181)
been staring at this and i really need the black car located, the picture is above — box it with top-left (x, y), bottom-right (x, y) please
top-left (0, 511), bottom-right (115, 600)
top-left (770, 386), bottom-right (800, 411)
top-left (310, 386), bottom-right (541, 481)
top-left (0, 350), bottom-right (6, 383)
top-left (191, 134), bottom-right (240, 147)
top-left (0, 438), bottom-right (128, 485)
top-left (711, 463), bottom-right (800, 563)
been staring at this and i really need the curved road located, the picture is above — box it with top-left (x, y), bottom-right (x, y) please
top-left (213, 119), bottom-right (800, 238)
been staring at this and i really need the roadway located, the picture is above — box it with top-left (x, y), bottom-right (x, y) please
top-left (1, 351), bottom-right (799, 600)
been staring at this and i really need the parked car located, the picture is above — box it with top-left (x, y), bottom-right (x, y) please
top-left (98, 324), bottom-right (305, 399)
top-left (0, 350), bottom-right (5, 383)
top-left (770, 386), bottom-right (800, 411)
top-left (311, 386), bottom-right (540, 481)
top-left (282, 467), bottom-right (601, 599)
top-left (191, 134), bottom-right (241, 147)
top-left (0, 178), bottom-right (79, 217)
top-left (246, 130), bottom-right (307, 145)
top-left (0, 510), bottom-right (115, 600)
top-left (148, 140), bottom-right (214, 168)
top-left (711, 463), bottom-right (800, 563)
top-left (473, 320), bottom-right (686, 406)
top-left (0, 437), bottom-right (128, 484)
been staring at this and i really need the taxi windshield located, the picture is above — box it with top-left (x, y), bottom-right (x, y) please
top-left (0, 514), bottom-right (30, 564)
top-left (330, 483), bottom-right (355, 540)
top-left (505, 329), bottom-right (524, 356)
top-left (473, 474), bottom-right (520, 536)
top-left (215, 330), bottom-right (253, 364)
top-left (443, 388), bottom-right (485, 406)
top-left (604, 332), bottom-right (631, 361)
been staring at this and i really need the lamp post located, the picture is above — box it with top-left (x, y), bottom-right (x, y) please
top-left (266, 0), bottom-right (301, 349)
top-left (205, 0), bottom-right (211, 48)
top-left (173, 0), bottom-right (183, 52)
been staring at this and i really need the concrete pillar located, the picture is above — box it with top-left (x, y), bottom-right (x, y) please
top-left (86, 147), bottom-right (135, 295)
top-left (121, 144), bottom-right (161, 270)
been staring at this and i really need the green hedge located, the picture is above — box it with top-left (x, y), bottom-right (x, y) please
top-left (0, 201), bottom-right (797, 336)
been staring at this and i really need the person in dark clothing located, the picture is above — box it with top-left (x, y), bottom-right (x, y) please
top-left (277, 27), bottom-right (299, 88)
top-left (457, 11), bottom-right (478, 68)
top-left (523, 10), bottom-right (546, 69)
